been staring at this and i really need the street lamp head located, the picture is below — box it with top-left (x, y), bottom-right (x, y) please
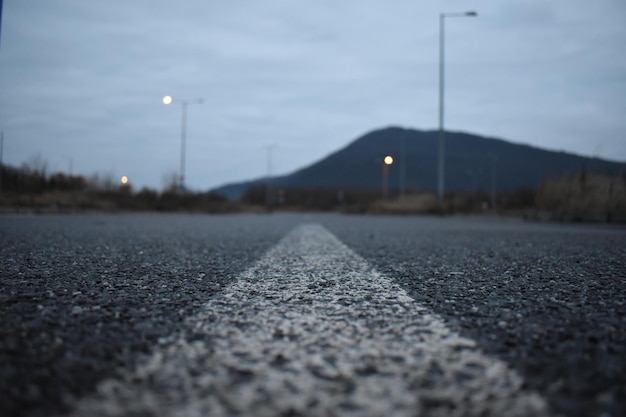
top-left (466, 11), bottom-right (478, 16)
top-left (162, 95), bottom-right (173, 105)
top-left (384, 155), bottom-right (394, 165)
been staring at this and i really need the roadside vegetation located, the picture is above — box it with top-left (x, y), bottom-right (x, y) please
top-left (1, 162), bottom-right (624, 223)
top-left (0, 163), bottom-right (246, 214)
top-left (535, 171), bottom-right (626, 223)
top-left (242, 185), bottom-right (536, 216)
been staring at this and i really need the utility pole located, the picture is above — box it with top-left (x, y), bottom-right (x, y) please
top-left (400, 132), bottom-right (406, 197)
top-left (489, 153), bottom-right (497, 210)
top-left (0, 0), bottom-right (4, 49)
top-left (265, 144), bottom-right (276, 206)
top-left (0, 131), bottom-right (3, 194)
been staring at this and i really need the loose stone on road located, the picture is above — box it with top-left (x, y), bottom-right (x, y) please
top-left (70, 224), bottom-right (552, 417)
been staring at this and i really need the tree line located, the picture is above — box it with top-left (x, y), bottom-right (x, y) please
top-left (0, 162), bottom-right (236, 213)
top-left (0, 160), bottom-right (624, 222)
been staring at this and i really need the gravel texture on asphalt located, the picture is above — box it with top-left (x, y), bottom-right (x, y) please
top-left (1, 213), bottom-right (624, 417)
top-left (68, 224), bottom-right (550, 417)
top-left (0, 214), bottom-right (305, 417)
top-left (321, 215), bottom-right (626, 417)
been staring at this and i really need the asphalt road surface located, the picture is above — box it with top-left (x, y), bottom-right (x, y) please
top-left (1, 213), bottom-right (624, 417)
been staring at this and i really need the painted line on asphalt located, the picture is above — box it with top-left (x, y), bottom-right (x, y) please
top-left (69, 224), bottom-right (552, 417)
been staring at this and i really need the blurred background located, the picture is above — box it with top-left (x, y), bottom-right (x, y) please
top-left (0, 0), bottom-right (624, 220)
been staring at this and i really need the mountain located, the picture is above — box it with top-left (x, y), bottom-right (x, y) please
top-left (212, 127), bottom-right (624, 199)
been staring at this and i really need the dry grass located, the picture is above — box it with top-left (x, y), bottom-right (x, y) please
top-left (0, 191), bottom-right (246, 214)
top-left (536, 173), bottom-right (626, 223)
top-left (368, 194), bottom-right (440, 214)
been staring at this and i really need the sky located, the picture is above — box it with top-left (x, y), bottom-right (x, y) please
top-left (1, 0), bottom-right (625, 191)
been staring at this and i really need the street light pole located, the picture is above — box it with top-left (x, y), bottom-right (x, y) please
top-left (0, 131), bottom-right (3, 194)
top-left (163, 95), bottom-right (203, 191)
top-left (438, 14), bottom-right (445, 202)
top-left (400, 132), bottom-right (406, 197)
top-left (383, 155), bottom-right (394, 199)
top-left (265, 144), bottom-right (276, 206)
top-left (489, 153), bottom-right (498, 210)
top-left (438, 11), bottom-right (477, 202)
top-left (179, 100), bottom-right (188, 191)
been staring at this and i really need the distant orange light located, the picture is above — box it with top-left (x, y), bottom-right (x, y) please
top-left (121, 176), bottom-right (129, 184)
top-left (384, 155), bottom-right (394, 165)
top-left (162, 95), bottom-right (173, 105)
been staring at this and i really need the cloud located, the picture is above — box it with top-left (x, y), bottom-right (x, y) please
top-left (0, 0), bottom-right (625, 191)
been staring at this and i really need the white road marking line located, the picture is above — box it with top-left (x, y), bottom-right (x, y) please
top-left (70, 224), bottom-right (552, 417)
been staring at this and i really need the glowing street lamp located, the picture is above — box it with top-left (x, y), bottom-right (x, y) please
top-left (437, 11), bottom-right (477, 202)
top-left (120, 175), bottom-right (129, 185)
top-left (383, 155), bottom-right (393, 198)
top-left (162, 95), bottom-right (203, 191)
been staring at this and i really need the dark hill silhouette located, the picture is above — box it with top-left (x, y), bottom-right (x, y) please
top-left (212, 127), bottom-right (624, 199)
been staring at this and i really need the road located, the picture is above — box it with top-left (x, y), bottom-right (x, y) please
top-left (0, 213), bottom-right (624, 417)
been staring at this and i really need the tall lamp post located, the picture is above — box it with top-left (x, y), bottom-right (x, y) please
top-left (162, 95), bottom-right (203, 191)
top-left (383, 155), bottom-right (394, 199)
top-left (438, 11), bottom-right (477, 201)
top-left (265, 144), bottom-right (276, 206)
top-left (489, 153), bottom-right (498, 210)
top-left (0, 131), bottom-right (4, 194)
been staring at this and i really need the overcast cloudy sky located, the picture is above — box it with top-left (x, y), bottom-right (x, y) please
top-left (1, 0), bottom-right (625, 191)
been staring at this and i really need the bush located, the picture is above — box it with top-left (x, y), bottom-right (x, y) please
top-left (536, 172), bottom-right (626, 222)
